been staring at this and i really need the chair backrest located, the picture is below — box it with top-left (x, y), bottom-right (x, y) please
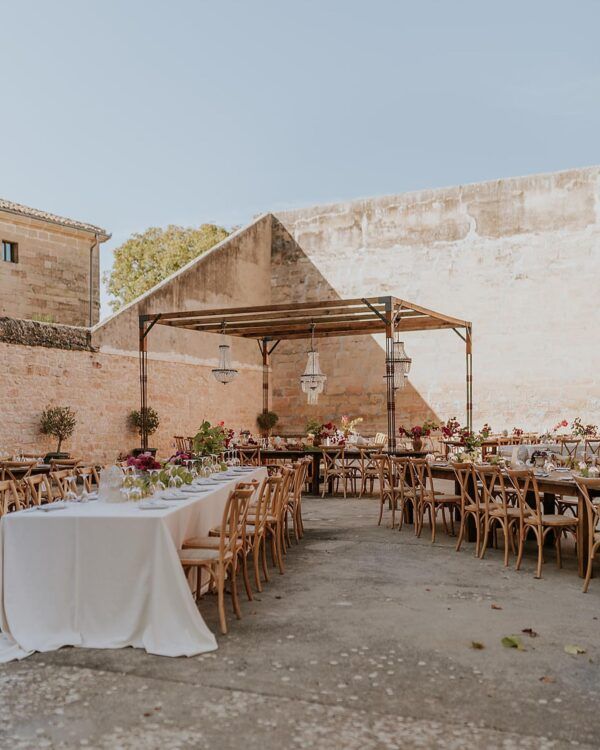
top-left (0, 479), bottom-right (21, 515)
top-left (49, 458), bottom-right (82, 472)
top-left (77, 466), bottom-right (100, 492)
top-left (506, 468), bottom-right (542, 523)
top-left (584, 439), bottom-right (600, 460)
top-left (390, 456), bottom-right (412, 501)
top-left (321, 448), bottom-right (344, 473)
top-left (1, 460), bottom-right (37, 481)
top-left (50, 468), bottom-right (77, 499)
top-left (474, 464), bottom-right (512, 514)
top-left (291, 459), bottom-right (309, 502)
top-left (452, 462), bottom-right (480, 511)
top-left (174, 436), bottom-right (186, 452)
top-left (574, 477), bottom-right (600, 550)
top-left (373, 433), bottom-right (387, 447)
top-left (408, 458), bottom-right (434, 498)
top-left (24, 474), bottom-right (53, 506)
top-left (560, 439), bottom-right (580, 459)
top-left (238, 447), bottom-right (260, 466)
top-left (372, 453), bottom-right (393, 502)
top-left (218, 487), bottom-right (254, 560)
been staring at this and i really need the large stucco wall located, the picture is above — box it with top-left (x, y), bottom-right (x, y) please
top-left (272, 167), bottom-right (600, 433)
top-left (0, 211), bottom-right (101, 326)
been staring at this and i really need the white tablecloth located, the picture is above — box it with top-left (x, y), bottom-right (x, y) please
top-left (0, 467), bottom-right (266, 662)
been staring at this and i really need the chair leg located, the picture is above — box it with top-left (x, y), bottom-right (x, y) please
top-left (231, 565), bottom-right (242, 619)
top-left (555, 528), bottom-right (562, 569)
top-left (253, 540), bottom-right (263, 592)
top-left (377, 496), bottom-right (384, 526)
top-left (515, 525), bottom-right (525, 570)
top-left (455, 513), bottom-right (466, 552)
top-left (241, 552), bottom-right (253, 601)
top-left (261, 535), bottom-right (270, 582)
top-left (582, 547), bottom-right (596, 593)
top-left (502, 521), bottom-right (510, 567)
top-left (535, 529), bottom-right (544, 579)
top-left (479, 518), bottom-right (491, 559)
top-left (430, 504), bottom-right (436, 544)
top-left (217, 567), bottom-right (227, 635)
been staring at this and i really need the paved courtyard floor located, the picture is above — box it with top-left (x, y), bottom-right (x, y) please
top-left (1, 496), bottom-right (599, 749)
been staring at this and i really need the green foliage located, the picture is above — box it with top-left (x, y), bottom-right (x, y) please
top-left (193, 420), bottom-right (227, 456)
top-left (40, 405), bottom-right (77, 452)
top-left (256, 411), bottom-right (279, 433)
top-left (105, 224), bottom-right (230, 311)
top-left (129, 407), bottom-right (160, 437)
top-left (305, 418), bottom-right (322, 435)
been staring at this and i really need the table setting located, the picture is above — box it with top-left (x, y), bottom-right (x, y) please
top-left (0, 457), bottom-right (267, 663)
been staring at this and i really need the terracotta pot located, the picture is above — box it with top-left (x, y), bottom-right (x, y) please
top-left (412, 437), bottom-right (423, 452)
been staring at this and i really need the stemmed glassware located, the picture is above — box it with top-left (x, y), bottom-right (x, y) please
top-left (64, 476), bottom-right (79, 503)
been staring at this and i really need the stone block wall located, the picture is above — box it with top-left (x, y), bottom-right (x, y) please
top-left (0, 212), bottom-right (101, 326)
top-left (272, 167), bottom-right (600, 433)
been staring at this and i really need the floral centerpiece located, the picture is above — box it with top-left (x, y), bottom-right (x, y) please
top-left (193, 420), bottom-right (228, 456)
top-left (512, 427), bottom-right (524, 438)
top-left (319, 421), bottom-right (344, 445)
top-left (126, 452), bottom-right (161, 471)
top-left (441, 417), bottom-right (461, 439)
top-left (340, 415), bottom-right (363, 439)
top-left (572, 418), bottom-right (598, 438)
top-left (480, 423), bottom-right (492, 439)
top-left (398, 420), bottom-right (437, 452)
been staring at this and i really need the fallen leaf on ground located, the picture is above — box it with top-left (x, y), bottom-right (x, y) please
top-left (564, 644), bottom-right (586, 655)
top-left (522, 628), bottom-right (538, 638)
top-left (501, 635), bottom-right (525, 651)
top-left (539, 676), bottom-right (556, 683)
top-left (491, 604), bottom-right (502, 610)
top-left (471, 641), bottom-right (485, 650)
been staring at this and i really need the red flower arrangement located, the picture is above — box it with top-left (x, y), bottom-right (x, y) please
top-left (398, 420), bottom-right (437, 439)
top-left (168, 450), bottom-right (193, 465)
top-left (441, 417), bottom-right (461, 439)
top-left (126, 452), bottom-right (161, 471)
top-left (512, 427), bottom-right (524, 437)
top-left (218, 422), bottom-right (236, 449)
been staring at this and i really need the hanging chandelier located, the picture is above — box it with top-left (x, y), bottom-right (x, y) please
top-left (300, 324), bottom-right (327, 404)
top-left (211, 323), bottom-right (238, 385)
top-left (384, 335), bottom-right (412, 390)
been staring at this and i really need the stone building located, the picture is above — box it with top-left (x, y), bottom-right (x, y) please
top-left (0, 165), bottom-right (598, 462)
top-left (0, 198), bottom-right (110, 326)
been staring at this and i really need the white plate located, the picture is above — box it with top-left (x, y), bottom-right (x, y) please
top-left (161, 492), bottom-right (182, 500)
top-left (30, 502), bottom-right (68, 513)
top-left (139, 501), bottom-right (169, 510)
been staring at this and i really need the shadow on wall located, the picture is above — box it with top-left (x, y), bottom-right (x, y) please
top-left (269, 218), bottom-right (440, 435)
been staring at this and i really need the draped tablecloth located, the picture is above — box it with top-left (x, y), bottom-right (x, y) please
top-left (0, 467), bottom-right (266, 662)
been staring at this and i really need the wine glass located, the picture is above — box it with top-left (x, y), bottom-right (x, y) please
top-left (64, 476), bottom-right (78, 502)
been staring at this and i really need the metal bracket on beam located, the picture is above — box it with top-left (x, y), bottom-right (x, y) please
top-left (362, 298), bottom-right (387, 324)
top-left (140, 314), bottom-right (162, 339)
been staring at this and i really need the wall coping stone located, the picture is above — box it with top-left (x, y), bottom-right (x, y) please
top-left (0, 317), bottom-right (93, 351)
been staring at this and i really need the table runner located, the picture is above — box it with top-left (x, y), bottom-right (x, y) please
top-left (0, 467), bottom-right (266, 662)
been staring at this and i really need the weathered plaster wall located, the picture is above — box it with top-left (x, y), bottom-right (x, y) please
top-left (0, 217), bottom-right (272, 461)
top-left (272, 167), bottom-right (600, 433)
top-left (0, 212), bottom-right (101, 326)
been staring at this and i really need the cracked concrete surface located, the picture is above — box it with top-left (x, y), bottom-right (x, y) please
top-left (1, 497), bottom-right (599, 749)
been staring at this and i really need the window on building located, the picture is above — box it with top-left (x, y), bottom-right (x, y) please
top-left (2, 241), bottom-right (18, 263)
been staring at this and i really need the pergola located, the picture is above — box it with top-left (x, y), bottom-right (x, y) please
top-left (138, 296), bottom-right (472, 450)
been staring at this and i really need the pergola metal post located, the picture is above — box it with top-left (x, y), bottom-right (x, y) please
top-left (257, 338), bottom-right (280, 415)
top-left (466, 324), bottom-right (473, 432)
top-left (384, 299), bottom-right (397, 451)
top-left (138, 313), bottom-right (162, 451)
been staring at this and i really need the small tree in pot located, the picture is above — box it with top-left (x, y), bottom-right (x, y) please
top-left (256, 411), bottom-right (279, 437)
top-left (129, 407), bottom-right (160, 456)
top-left (40, 405), bottom-right (77, 459)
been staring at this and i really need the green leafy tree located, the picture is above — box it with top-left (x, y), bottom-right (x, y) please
top-left (105, 224), bottom-right (229, 311)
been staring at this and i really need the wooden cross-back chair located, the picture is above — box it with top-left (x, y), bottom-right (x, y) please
top-left (507, 469), bottom-right (579, 579)
top-left (390, 456), bottom-right (418, 532)
top-left (321, 447), bottom-right (353, 498)
top-left (24, 474), bottom-right (53, 507)
top-left (560, 439), bottom-right (581, 461)
top-left (372, 453), bottom-right (394, 527)
top-left (238, 447), bottom-right (260, 466)
top-left (474, 464), bottom-right (520, 566)
top-left (0, 480), bottom-right (21, 516)
top-left (453, 462), bottom-right (484, 556)
top-left (49, 468), bottom-right (78, 500)
top-left (283, 458), bottom-right (310, 545)
top-left (573, 477), bottom-right (600, 593)
top-left (180, 485), bottom-right (255, 634)
top-left (358, 448), bottom-right (379, 497)
top-left (410, 458), bottom-right (461, 543)
top-left (77, 466), bottom-right (100, 493)
top-left (584, 439), bottom-right (600, 461)
top-left (0, 460), bottom-right (37, 482)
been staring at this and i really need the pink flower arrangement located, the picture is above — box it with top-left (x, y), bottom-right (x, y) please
top-left (126, 452), bottom-right (161, 471)
top-left (441, 417), bottom-right (461, 439)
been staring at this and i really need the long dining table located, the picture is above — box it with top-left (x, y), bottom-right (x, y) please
top-left (0, 466), bottom-right (267, 663)
top-left (428, 463), bottom-right (593, 578)
top-left (260, 447), bottom-right (427, 496)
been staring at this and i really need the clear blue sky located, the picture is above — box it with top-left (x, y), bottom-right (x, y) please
top-left (2, 0), bottom-right (599, 317)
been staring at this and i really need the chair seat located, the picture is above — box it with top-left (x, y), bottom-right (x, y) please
top-left (179, 547), bottom-right (231, 563)
top-left (490, 507), bottom-right (523, 519)
top-left (464, 503), bottom-right (481, 513)
top-left (425, 494), bottom-right (461, 503)
top-left (536, 514), bottom-right (579, 527)
top-left (183, 535), bottom-right (220, 548)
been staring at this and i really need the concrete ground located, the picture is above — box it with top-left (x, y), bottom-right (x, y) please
top-left (1, 496), bottom-right (599, 750)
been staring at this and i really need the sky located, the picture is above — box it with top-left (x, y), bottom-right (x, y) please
top-left (2, 0), bottom-right (599, 317)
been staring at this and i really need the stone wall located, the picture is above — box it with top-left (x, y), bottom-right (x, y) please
top-left (272, 167), bottom-right (600, 433)
top-left (0, 211), bottom-right (102, 326)
top-left (0, 216), bottom-right (273, 462)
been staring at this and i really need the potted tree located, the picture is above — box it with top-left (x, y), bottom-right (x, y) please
top-left (40, 405), bottom-right (77, 461)
top-left (256, 411), bottom-right (279, 438)
top-left (129, 407), bottom-right (160, 456)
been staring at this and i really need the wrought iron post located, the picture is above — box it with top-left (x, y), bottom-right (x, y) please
top-left (138, 318), bottom-right (148, 451)
top-left (261, 337), bottom-right (269, 414)
top-left (466, 324), bottom-right (473, 432)
top-left (385, 301), bottom-right (396, 451)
